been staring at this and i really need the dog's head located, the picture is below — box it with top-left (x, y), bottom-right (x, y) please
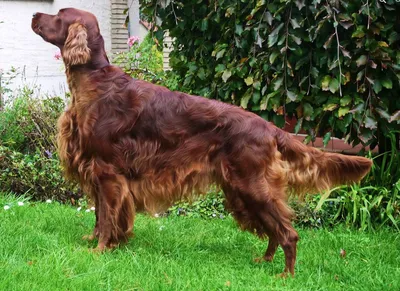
top-left (32, 8), bottom-right (102, 67)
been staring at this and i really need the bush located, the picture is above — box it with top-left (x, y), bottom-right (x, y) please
top-left (167, 190), bottom-right (228, 219)
top-left (113, 33), bottom-right (164, 83)
top-left (0, 88), bottom-right (80, 203)
top-left (0, 146), bottom-right (81, 203)
top-left (113, 33), bottom-right (184, 91)
top-left (0, 87), bottom-right (64, 153)
top-left (318, 134), bottom-right (400, 230)
top-left (142, 0), bottom-right (400, 148)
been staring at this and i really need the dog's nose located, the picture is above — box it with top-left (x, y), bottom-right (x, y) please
top-left (33, 12), bottom-right (37, 18)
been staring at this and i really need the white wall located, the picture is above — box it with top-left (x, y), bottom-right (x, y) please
top-left (0, 0), bottom-right (112, 97)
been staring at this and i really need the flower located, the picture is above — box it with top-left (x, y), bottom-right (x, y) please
top-left (54, 50), bottom-right (62, 60)
top-left (46, 199), bottom-right (52, 203)
top-left (3, 205), bottom-right (10, 210)
top-left (18, 202), bottom-right (24, 206)
top-left (44, 150), bottom-right (53, 158)
top-left (77, 207), bottom-right (82, 212)
top-left (90, 207), bottom-right (95, 211)
top-left (127, 36), bottom-right (140, 47)
top-left (85, 209), bottom-right (91, 213)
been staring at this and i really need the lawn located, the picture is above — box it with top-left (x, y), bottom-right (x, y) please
top-left (0, 194), bottom-right (399, 291)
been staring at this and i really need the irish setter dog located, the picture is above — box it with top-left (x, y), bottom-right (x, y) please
top-left (32, 8), bottom-right (372, 276)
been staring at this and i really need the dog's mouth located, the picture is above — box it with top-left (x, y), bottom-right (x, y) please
top-left (31, 14), bottom-right (45, 37)
top-left (31, 21), bottom-right (49, 42)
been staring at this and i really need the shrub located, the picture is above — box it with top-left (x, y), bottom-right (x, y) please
top-left (0, 87), bottom-right (64, 153)
top-left (318, 135), bottom-right (400, 231)
top-left (0, 88), bottom-right (80, 203)
top-left (141, 0), bottom-right (400, 149)
top-left (113, 33), bottom-right (164, 83)
top-left (0, 146), bottom-right (81, 203)
top-left (167, 190), bottom-right (228, 219)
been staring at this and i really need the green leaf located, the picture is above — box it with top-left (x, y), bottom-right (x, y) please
top-left (340, 95), bottom-right (352, 107)
top-left (290, 19), bottom-right (300, 29)
top-left (286, 90), bottom-right (297, 102)
top-left (261, 84), bottom-right (267, 95)
top-left (197, 68), bottom-right (206, 80)
top-left (290, 34), bottom-right (302, 45)
top-left (364, 116), bottom-right (377, 129)
top-left (295, 56), bottom-right (309, 70)
top-left (268, 23), bottom-right (284, 48)
top-left (329, 78), bottom-right (340, 93)
top-left (294, 117), bottom-right (303, 134)
top-left (389, 110), bottom-right (400, 123)
top-left (200, 19), bottom-right (208, 31)
top-left (240, 89), bottom-right (252, 109)
top-left (357, 70), bottom-right (364, 81)
top-left (222, 70), bottom-right (232, 83)
top-left (260, 96), bottom-right (268, 110)
top-left (375, 108), bottom-right (390, 120)
top-left (324, 103), bottom-right (339, 111)
top-left (244, 76), bottom-right (254, 86)
top-left (264, 11), bottom-right (273, 26)
top-left (381, 78), bottom-right (393, 89)
top-left (216, 49), bottom-right (226, 60)
top-left (352, 26), bottom-right (365, 38)
top-left (303, 103), bottom-right (314, 118)
top-left (373, 80), bottom-right (382, 94)
top-left (215, 64), bottom-right (226, 73)
top-left (252, 91), bottom-right (261, 104)
top-left (338, 107), bottom-right (350, 117)
top-left (321, 75), bottom-right (332, 91)
top-left (273, 77), bottom-right (284, 91)
top-left (295, 0), bottom-right (305, 10)
top-left (356, 55), bottom-right (368, 67)
top-left (235, 24), bottom-right (243, 35)
top-left (269, 51), bottom-right (279, 64)
top-left (323, 132), bottom-right (332, 147)
top-left (253, 80), bottom-right (261, 90)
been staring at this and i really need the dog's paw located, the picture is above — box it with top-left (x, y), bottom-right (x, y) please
top-left (253, 257), bottom-right (265, 263)
top-left (82, 234), bottom-right (96, 241)
top-left (253, 255), bottom-right (274, 263)
top-left (276, 271), bottom-right (294, 279)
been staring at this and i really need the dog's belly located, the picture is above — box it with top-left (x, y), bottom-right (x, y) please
top-left (127, 163), bottom-right (214, 214)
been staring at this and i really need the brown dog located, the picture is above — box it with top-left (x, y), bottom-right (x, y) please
top-left (32, 8), bottom-right (372, 276)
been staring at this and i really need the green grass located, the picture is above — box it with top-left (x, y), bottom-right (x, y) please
top-left (0, 194), bottom-right (399, 291)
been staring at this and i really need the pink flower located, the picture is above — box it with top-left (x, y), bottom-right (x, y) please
top-left (127, 36), bottom-right (140, 47)
top-left (54, 50), bottom-right (62, 60)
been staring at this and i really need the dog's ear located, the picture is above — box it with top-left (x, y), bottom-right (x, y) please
top-left (62, 23), bottom-right (91, 66)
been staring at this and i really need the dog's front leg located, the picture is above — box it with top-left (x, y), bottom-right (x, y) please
top-left (82, 191), bottom-right (100, 241)
top-left (94, 173), bottom-right (135, 251)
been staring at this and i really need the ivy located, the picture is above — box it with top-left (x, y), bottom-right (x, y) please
top-left (141, 0), bottom-right (400, 148)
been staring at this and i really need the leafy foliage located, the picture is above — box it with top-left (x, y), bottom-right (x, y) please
top-left (0, 88), bottom-right (80, 203)
top-left (168, 190), bottom-right (228, 219)
top-left (0, 87), bottom-right (64, 153)
top-left (317, 133), bottom-right (400, 231)
top-left (0, 146), bottom-right (81, 203)
top-left (142, 0), bottom-right (400, 147)
top-left (113, 33), bottom-right (164, 83)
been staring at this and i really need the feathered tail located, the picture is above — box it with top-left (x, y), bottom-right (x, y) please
top-left (274, 129), bottom-right (373, 197)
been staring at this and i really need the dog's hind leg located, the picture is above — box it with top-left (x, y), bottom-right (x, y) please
top-left (223, 169), bottom-right (298, 276)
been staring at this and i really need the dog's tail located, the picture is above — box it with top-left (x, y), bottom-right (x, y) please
top-left (274, 128), bottom-right (373, 197)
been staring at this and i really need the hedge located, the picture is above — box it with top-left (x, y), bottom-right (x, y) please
top-left (141, 0), bottom-right (400, 149)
